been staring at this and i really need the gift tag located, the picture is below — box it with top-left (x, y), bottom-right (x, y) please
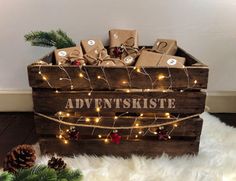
top-left (88, 40), bottom-right (95, 46)
top-left (167, 58), bottom-right (177, 66)
top-left (124, 55), bottom-right (135, 65)
top-left (58, 51), bottom-right (67, 57)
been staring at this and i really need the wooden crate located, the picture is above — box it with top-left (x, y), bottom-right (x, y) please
top-left (28, 47), bottom-right (208, 157)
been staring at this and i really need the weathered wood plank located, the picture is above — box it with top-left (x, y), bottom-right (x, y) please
top-left (39, 137), bottom-right (200, 157)
top-left (33, 90), bottom-right (206, 114)
top-left (34, 115), bottom-right (203, 138)
top-left (28, 65), bottom-right (208, 90)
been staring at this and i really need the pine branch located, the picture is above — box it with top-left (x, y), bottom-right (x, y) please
top-left (30, 40), bottom-right (55, 47)
top-left (1, 165), bottom-right (83, 181)
top-left (57, 169), bottom-right (82, 181)
top-left (0, 172), bottom-right (15, 181)
top-left (56, 29), bottom-right (75, 47)
top-left (24, 30), bottom-right (76, 49)
top-left (14, 166), bottom-right (57, 181)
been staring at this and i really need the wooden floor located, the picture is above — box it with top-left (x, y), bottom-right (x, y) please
top-left (0, 112), bottom-right (37, 167)
top-left (0, 112), bottom-right (235, 167)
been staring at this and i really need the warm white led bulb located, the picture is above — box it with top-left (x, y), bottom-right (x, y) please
top-left (79, 73), bottom-right (84, 78)
top-left (158, 74), bottom-right (165, 80)
top-left (85, 118), bottom-right (90, 122)
top-left (173, 123), bottom-right (178, 127)
top-left (95, 118), bottom-right (100, 123)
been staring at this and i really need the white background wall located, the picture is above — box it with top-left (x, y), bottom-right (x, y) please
top-left (0, 0), bottom-right (236, 91)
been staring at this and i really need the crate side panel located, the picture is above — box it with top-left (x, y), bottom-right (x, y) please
top-left (39, 137), bottom-right (199, 157)
top-left (34, 115), bottom-right (203, 138)
top-left (28, 66), bottom-right (208, 90)
top-left (33, 90), bottom-right (206, 114)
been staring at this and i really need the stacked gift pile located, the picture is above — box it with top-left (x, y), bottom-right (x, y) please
top-left (54, 29), bottom-right (185, 68)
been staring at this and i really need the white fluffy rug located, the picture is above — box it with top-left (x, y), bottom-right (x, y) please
top-left (34, 112), bottom-right (236, 181)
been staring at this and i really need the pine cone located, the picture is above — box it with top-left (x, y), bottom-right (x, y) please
top-left (67, 127), bottom-right (80, 141)
top-left (48, 156), bottom-right (66, 171)
top-left (3, 144), bottom-right (36, 173)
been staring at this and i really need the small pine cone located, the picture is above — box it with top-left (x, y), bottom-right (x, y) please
top-left (48, 156), bottom-right (66, 171)
top-left (67, 127), bottom-right (80, 141)
top-left (3, 144), bottom-right (36, 173)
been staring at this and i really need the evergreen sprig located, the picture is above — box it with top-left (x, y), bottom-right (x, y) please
top-left (24, 29), bottom-right (76, 49)
top-left (0, 165), bottom-right (82, 181)
top-left (0, 172), bottom-right (14, 181)
top-left (57, 169), bottom-right (82, 181)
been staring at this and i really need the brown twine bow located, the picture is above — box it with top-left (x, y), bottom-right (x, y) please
top-left (110, 37), bottom-right (140, 59)
top-left (84, 48), bottom-right (126, 66)
top-left (153, 41), bottom-right (168, 54)
top-left (60, 49), bottom-right (84, 64)
top-left (140, 41), bottom-right (168, 65)
top-left (121, 37), bottom-right (139, 58)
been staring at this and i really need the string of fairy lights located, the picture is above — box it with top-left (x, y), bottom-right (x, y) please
top-left (37, 62), bottom-right (198, 94)
top-left (34, 57), bottom-right (199, 145)
top-left (36, 111), bottom-right (199, 144)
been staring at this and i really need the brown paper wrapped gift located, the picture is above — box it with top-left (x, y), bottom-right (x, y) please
top-left (81, 39), bottom-right (104, 53)
top-left (54, 46), bottom-right (84, 65)
top-left (158, 54), bottom-right (186, 68)
top-left (84, 48), bottom-right (108, 65)
top-left (135, 50), bottom-right (185, 68)
top-left (109, 29), bottom-right (139, 65)
top-left (152, 39), bottom-right (177, 55)
top-left (81, 39), bottom-right (106, 64)
top-left (109, 29), bottom-right (138, 48)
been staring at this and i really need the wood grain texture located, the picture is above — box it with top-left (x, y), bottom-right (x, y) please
top-left (39, 137), bottom-right (200, 157)
top-left (32, 90), bottom-right (206, 114)
top-left (0, 113), bottom-right (37, 167)
top-left (27, 48), bottom-right (209, 90)
top-left (28, 66), bottom-right (208, 90)
top-left (34, 115), bottom-right (203, 138)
